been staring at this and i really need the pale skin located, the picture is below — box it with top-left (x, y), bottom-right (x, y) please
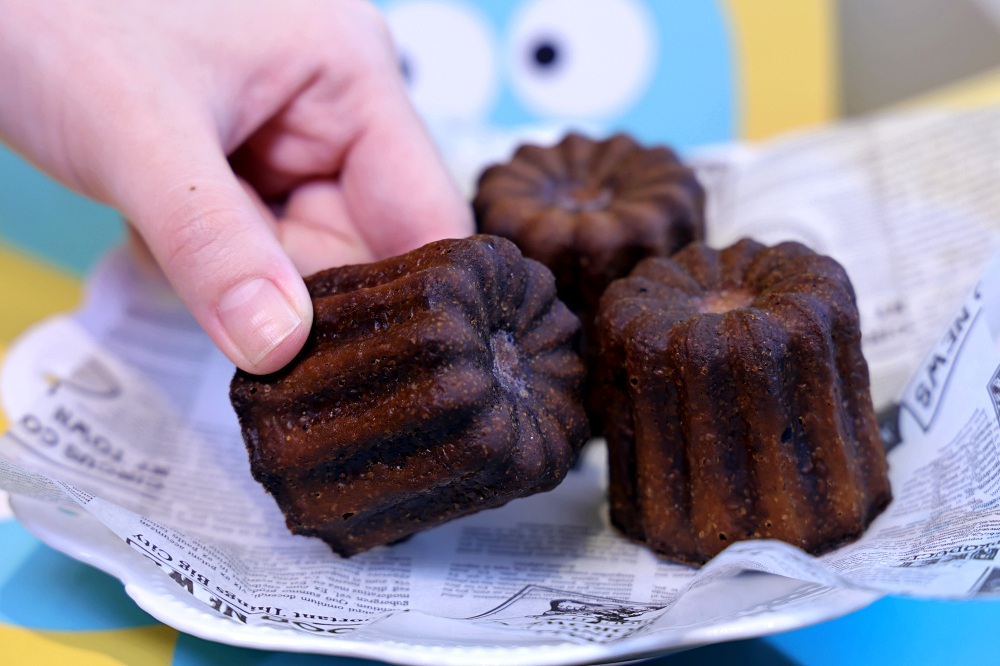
top-left (0, 0), bottom-right (473, 374)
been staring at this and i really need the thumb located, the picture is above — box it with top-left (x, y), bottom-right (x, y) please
top-left (112, 136), bottom-right (312, 375)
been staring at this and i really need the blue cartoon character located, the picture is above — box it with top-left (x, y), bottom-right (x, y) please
top-left (374, 0), bottom-right (735, 190)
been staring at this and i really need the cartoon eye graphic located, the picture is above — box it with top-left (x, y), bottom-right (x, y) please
top-left (507, 0), bottom-right (657, 120)
top-left (382, 0), bottom-right (498, 121)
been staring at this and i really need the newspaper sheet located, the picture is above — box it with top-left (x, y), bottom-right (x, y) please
top-left (4, 105), bottom-right (1000, 662)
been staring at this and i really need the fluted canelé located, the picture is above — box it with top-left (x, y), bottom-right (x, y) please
top-left (230, 235), bottom-right (589, 556)
top-left (474, 132), bottom-right (705, 322)
top-left (596, 239), bottom-right (891, 565)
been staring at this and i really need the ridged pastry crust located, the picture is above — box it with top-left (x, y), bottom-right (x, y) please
top-left (230, 235), bottom-right (589, 556)
top-left (596, 239), bottom-right (891, 565)
top-left (473, 132), bottom-right (705, 320)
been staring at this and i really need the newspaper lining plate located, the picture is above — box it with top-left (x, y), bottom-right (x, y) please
top-left (9, 468), bottom-right (881, 666)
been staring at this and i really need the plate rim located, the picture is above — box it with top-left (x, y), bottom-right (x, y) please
top-left (9, 492), bottom-right (884, 666)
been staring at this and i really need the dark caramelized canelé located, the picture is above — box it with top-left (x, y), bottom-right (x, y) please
top-left (230, 235), bottom-right (589, 556)
top-left (473, 132), bottom-right (705, 323)
top-left (596, 239), bottom-right (891, 566)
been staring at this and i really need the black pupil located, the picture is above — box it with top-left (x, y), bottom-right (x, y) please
top-left (533, 42), bottom-right (558, 67)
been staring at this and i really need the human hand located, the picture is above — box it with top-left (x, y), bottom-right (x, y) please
top-left (0, 0), bottom-right (472, 374)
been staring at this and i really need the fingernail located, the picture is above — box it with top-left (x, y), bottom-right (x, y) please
top-left (219, 278), bottom-right (303, 366)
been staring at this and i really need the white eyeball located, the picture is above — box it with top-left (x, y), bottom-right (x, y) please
top-left (506, 0), bottom-right (657, 120)
top-left (382, 1), bottom-right (498, 121)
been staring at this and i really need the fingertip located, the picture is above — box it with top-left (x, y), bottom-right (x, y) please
top-left (414, 199), bottom-right (475, 251)
top-left (217, 275), bottom-right (313, 375)
top-left (380, 196), bottom-right (476, 259)
top-left (427, 185), bottom-right (475, 239)
top-left (449, 197), bottom-right (476, 239)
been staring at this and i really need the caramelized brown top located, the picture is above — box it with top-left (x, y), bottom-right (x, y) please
top-left (474, 132), bottom-right (705, 316)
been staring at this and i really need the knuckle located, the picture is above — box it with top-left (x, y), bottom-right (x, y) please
top-left (310, 0), bottom-right (397, 75)
top-left (339, 0), bottom-right (393, 43)
top-left (155, 196), bottom-right (242, 281)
